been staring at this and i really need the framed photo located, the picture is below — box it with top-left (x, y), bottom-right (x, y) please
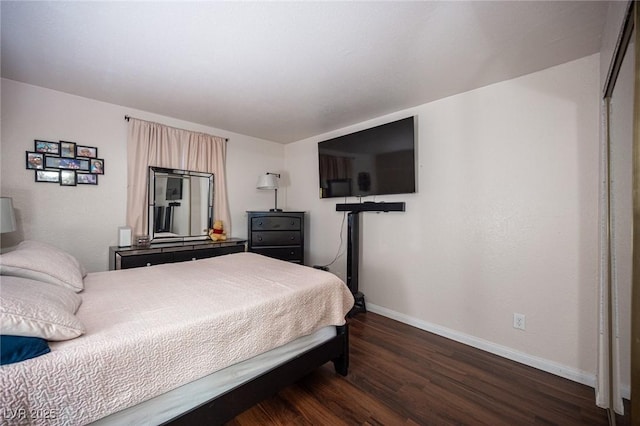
top-left (78, 159), bottom-right (90, 171)
top-left (60, 141), bottom-right (76, 158)
top-left (59, 158), bottom-right (90, 171)
top-left (90, 158), bottom-right (105, 174)
top-left (76, 145), bottom-right (97, 159)
top-left (76, 173), bottom-right (98, 185)
top-left (35, 170), bottom-right (60, 183)
top-left (26, 152), bottom-right (44, 170)
top-left (44, 156), bottom-right (61, 169)
top-left (60, 170), bottom-right (77, 186)
top-left (34, 140), bottom-right (60, 155)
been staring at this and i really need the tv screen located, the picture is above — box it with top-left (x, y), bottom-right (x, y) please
top-left (318, 116), bottom-right (416, 199)
top-left (166, 177), bottom-right (183, 200)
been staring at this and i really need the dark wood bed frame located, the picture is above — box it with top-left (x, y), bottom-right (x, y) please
top-left (163, 324), bottom-right (349, 425)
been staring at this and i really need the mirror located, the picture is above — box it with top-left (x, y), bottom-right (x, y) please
top-left (148, 167), bottom-right (214, 241)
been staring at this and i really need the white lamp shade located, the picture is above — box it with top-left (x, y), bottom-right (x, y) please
top-left (256, 174), bottom-right (279, 190)
top-left (0, 197), bottom-right (17, 233)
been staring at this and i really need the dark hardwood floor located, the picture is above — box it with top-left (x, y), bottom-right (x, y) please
top-left (229, 312), bottom-right (629, 425)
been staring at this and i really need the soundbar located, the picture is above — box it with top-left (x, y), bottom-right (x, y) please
top-left (335, 202), bottom-right (405, 212)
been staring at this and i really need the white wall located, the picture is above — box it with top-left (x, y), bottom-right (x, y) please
top-left (286, 54), bottom-right (600, 381)
top-left (0, 78), bottom-right (284, 272)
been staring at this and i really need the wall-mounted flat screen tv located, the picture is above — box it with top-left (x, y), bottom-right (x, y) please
top-left (166, 177), bottom-right (183, 200)
top-left (318, 116), bottom-right (416, 199)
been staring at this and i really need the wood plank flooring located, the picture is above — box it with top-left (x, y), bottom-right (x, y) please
top-left (229, 312), bottom-right (629, 425)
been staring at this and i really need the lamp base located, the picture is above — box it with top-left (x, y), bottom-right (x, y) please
top-left (269, 208), bottom-right (283, 212)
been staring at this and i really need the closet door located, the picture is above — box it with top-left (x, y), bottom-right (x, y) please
top-left (608, 23), bottom-right (634, 415)
top-left (600, 2), bottom-right (639, 420)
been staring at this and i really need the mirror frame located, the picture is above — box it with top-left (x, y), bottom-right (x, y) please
top-left (148, 166), bottom-right (214, 242)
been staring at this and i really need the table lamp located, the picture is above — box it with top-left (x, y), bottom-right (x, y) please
top-left (256, 173), bottom-right (282, 212)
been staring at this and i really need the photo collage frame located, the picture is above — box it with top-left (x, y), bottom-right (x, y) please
top-left (26, 140), bottom-right (104, 186)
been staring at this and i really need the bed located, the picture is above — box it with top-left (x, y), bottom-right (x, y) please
top-left (0, 242), bottom-right (354, 425)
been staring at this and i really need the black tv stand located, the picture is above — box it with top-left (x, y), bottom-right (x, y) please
top-left (347, 212), bottom-right (366, 315)
top-left (338, 202), bottom-right (406, 316)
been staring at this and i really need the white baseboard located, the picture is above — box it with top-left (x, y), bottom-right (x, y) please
top-left (366, 303), bottom-right (608, 393)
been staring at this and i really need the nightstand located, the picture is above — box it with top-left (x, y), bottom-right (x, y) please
top-left (247, 211), bottom-right (305, 264)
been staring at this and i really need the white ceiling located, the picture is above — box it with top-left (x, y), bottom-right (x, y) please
top-left (1, 1), bottom-right (608, 143)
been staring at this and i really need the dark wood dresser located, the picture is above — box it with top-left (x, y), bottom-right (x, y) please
top-left (247, 211), bottom-right (305, 264)
top-left (109, 238), bottom-right (246, 270)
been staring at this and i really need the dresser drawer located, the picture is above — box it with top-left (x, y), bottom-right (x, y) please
top-left (252, 247), bottom-right (303, 263)
top-left (251, 216), bottom-right (301, 231)
top-left (119, 252), bottom-right (174, 269)
top-left (251, 231), bottom-right (301, 246)
top-left (172, 245), bottom-right (245, 262)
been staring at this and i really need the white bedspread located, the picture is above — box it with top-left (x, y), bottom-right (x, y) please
top-left (0, 253), bottom-right (353, 425)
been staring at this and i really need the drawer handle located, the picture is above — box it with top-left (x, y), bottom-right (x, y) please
top-left (258, 221), bottom-right (263, 226)
top-left (258, 236), bottom-right (263, 241)
top-left (290, 236), bottom-right (295, 240)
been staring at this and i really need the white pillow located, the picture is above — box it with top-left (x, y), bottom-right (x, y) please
top-left (0, 240), bottom-right (85, 292)
top-left (0, 276), bottom-right (85, 341)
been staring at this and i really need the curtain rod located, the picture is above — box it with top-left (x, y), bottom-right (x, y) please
top-left (124, 115), bottom-right (229, 142)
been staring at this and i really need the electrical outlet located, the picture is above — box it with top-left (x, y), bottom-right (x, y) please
top-left (513, 313), bottom-right (526, 330)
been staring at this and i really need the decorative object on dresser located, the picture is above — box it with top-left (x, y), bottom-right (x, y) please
top-left (134, 234), bottom-right (151, 248)
top-left (247, 211), bottom-right (305, 264)
top-left (109, 238), bottom-right (246, 270)
top-left (256, 172), bottom-right (282, 212)
top-left (117, 226), bottom-right (132, 247)
top-left (26, 139), bottom-right (103, 186)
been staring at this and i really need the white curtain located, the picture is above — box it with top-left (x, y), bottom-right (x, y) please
top-left (126, 118), bottom-right (230, 238)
